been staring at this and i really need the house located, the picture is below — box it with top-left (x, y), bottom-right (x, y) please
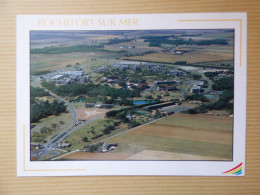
top-left (126, 114), bottom-right (133, 120)
top-left (57, 142), bottom-right (70, 148)
top-left (152, 110), bottom-right (157, 115)
top-left (100, 143), bottom-right (118, 153)
top-left (137, 83), bottom-right (148, 90)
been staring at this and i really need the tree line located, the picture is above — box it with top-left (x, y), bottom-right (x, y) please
top-left (42, 82), bottom-right (141, 99)
top-left (106, 38), bottom-right (133, 45)
top-left (141, 35), bottom-right (229, 48)
top-left (31, 44), bottom-right (106, 54)
top-left (31, 100), bottom-right (67, 123)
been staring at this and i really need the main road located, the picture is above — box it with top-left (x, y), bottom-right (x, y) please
top-left (33, 76), bottom-right (77, 147)
top-left (32, 76), bottom-right (106, 159)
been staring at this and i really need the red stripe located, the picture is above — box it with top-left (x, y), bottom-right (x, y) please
top-left (223, 163), bottom-right (243, 173)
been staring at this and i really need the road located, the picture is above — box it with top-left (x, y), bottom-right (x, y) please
top-left (32, 76), bottom-right (77, 145)
top-left (32, 76), bottom-right (106, 159)
top-left (203, 76), bottom-right (214, 94)
top-left (48, 115), bottom-right (105, 148)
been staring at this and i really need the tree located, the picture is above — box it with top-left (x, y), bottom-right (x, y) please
top-left (192, 74), bottom-right (202, 80)
top-left (82, 137), bottom-right (89, 142)
top-left (154, 110), bottom-right (163, 118)
top-left (51, 123), bottom-right (58, 130)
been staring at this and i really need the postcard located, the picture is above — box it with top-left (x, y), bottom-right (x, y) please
top-left (17, 13), bottom-right (247, 176)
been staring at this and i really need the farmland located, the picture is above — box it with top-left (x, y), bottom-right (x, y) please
top-left (58, 113), bottom-right (233, 161)
top-left (121, 49), bottom-right (233, 65)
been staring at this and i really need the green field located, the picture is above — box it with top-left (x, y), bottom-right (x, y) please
top-left (31, 110), bottom-right (73, 143)
top-left (105, 133), bottom-right (232, 159)
top-left (63, 118), bottom-right (121, 151)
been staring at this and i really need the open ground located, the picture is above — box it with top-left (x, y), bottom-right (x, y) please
top-left (58, 113), bottom-right (233, 161)
top-left (75, 108), bottom-right (109, 121)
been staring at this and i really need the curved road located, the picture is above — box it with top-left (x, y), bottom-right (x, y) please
top-left (33, 76), bottom-right (105, 145)
top-left (33, 76), bottom-right (77, 146)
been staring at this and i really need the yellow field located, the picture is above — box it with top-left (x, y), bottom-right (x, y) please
top-left (122, 50), bottom-right (233, 64)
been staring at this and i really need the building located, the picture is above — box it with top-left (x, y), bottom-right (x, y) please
top-left (191, 85), bottom-right (201, 93)
top-left (110, 64), bottom-right (130, 71)
top-left (169, 70), bottom-right (183, 76)
top-left (85, 103), bottom-right (114, 109)
top-left (137, 83), bottom-right (148, 90)
top-left (157, 85), bottom-right (176, 91)
top-left (155, 80), bottom-right (178, 85)
top-left (85, 103), bottom-right (96, 108)
top-left (100, 143), bottom-right (118, 153)
top-left (51, 74), bottom-right (64, 81)
top-left (218, 73), bottom-right (228, 78)
top-left (193, 81), bottom-right (204, 88)
top-left (57, 142), bottom-right (70, 148)
top-left (92, 67), bottom-right (108, 73)
top-left (79, 76), bottom-right (90, 83)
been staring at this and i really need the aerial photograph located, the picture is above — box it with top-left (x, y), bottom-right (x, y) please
top-left (30, 29), bottom-right (234, 161)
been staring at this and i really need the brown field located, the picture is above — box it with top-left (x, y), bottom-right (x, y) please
top-left (59, 113), bottom-right (233, 161)
top-left (59, 151), bottom-right (132, 160)
top-left (88, 35), bottom-right (123, 40)
top-left (132, 122), bottom-right (232, 145)
top-left (75, 108), bottom-right (109, 121)
top-left (126, 150), bottom-right (230, 160)
top-left (59, 149), bottom-right (229, 161)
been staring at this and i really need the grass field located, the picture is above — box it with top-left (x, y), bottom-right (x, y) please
top-left (30, 51), bottom-right (124, 74)
top-left (121, 49), bottom-right (233, 65)
top-left (31, 110), bottom-right (73, 143)
top-left (59, 113), bottom-right (233, 161)
top-left (63, 118), bottom-right (120, 151)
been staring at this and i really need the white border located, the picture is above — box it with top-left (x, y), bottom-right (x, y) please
top-left (17, 13), bottom-right (247, 176)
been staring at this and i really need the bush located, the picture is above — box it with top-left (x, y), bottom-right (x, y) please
top-left (82, 137), bottom-right (89, 142)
